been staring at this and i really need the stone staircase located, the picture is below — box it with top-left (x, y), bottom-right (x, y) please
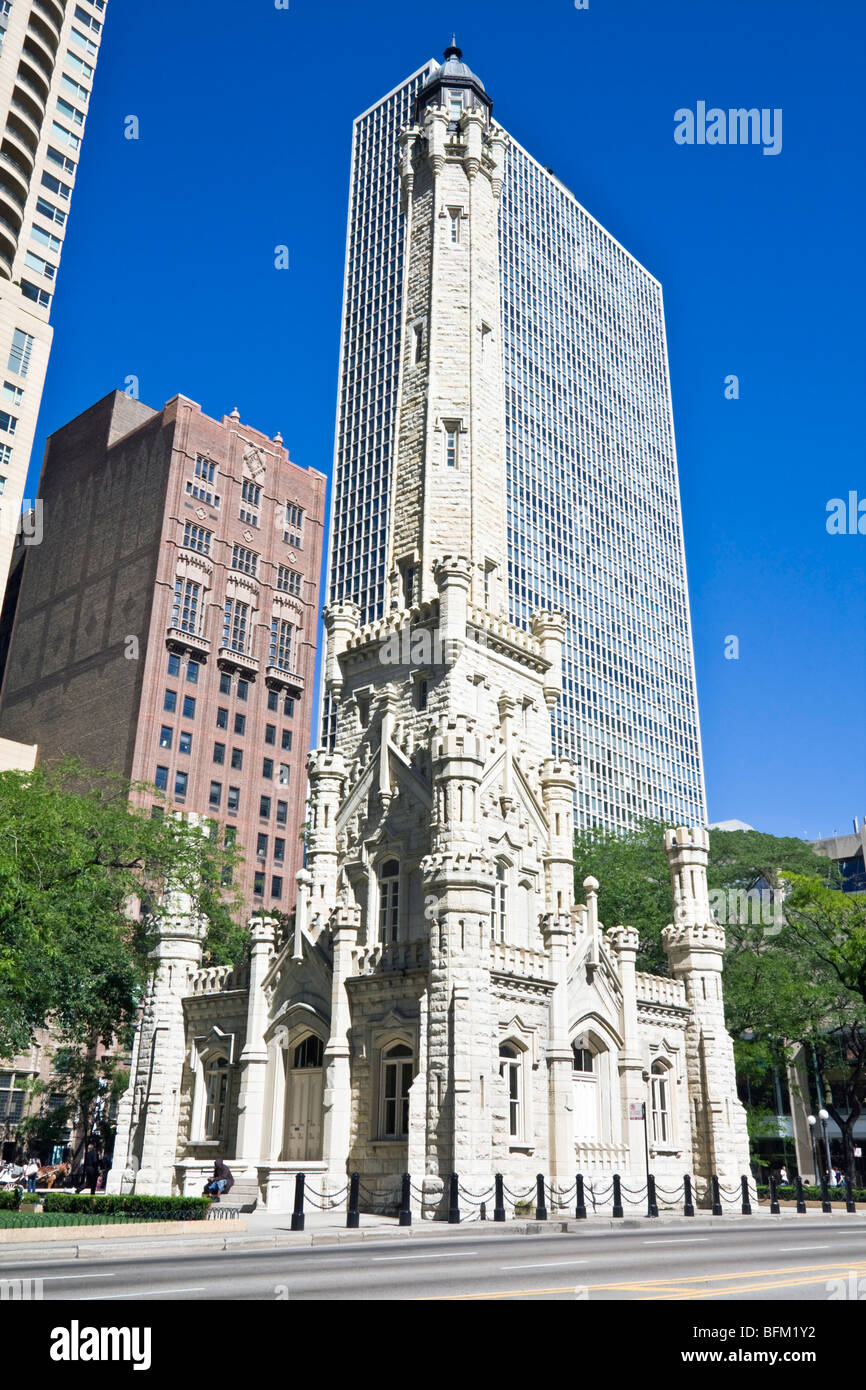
top-left (213, 1177), bottom-right (258, 1213)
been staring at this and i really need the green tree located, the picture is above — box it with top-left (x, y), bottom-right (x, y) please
top-left (0, 759), bottom-right (243, 1057)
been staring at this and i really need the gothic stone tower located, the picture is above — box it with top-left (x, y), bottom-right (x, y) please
top-left (297, 45), bottom-right (579, 1206)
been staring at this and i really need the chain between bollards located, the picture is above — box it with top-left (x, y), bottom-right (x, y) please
top-left (612, 1172), bottom-right (624, 1218)
top-left (575, 1173), bottom-right (587, 1220)
top-left (346, 1172), bottom-right (360, 1229)
top-left (399, 1172), bottom-right (411, 1227)
top-left (711, 1174), bottom-right (722, 1216)
top-left (290, 1171), bottom-right (305, 1232)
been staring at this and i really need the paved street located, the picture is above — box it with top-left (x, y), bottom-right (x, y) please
top-left (3, 1219), bottom-right (865, 1301)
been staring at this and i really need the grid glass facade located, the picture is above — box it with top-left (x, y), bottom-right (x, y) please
top-left (325, 60), bottom-right (707, 829)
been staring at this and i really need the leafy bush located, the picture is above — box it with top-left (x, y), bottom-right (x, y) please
top-left (757, 1184), bottom-right (866, 1202)
top-left (0, 1189), bottom-right (22, 1211)
top-left (41, 1192), bottom-right (210, 1220)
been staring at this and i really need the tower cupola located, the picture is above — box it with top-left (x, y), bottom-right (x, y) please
top-left (416, 39), bottom-right (493, 126)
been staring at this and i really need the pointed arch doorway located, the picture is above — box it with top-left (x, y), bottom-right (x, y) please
top-left (283, 1033), bottom-right (324, 1161)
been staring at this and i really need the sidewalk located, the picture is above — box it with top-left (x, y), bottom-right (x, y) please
top-left (0, 1205), bottom-right (863, 1264)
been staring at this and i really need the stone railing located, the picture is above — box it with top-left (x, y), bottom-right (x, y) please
top-left (189, 964), bottom-right (238, 996)
top-left (353, 940), bottom-right (428, 976)
top-left (490, 941), bottom-right (551, 981)
top-left (574, 1141), bottom-right (630, 1174)
top-left (635, 972), bottom-right (688, 1010)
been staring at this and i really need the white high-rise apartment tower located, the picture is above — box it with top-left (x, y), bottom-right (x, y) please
top-left (0, 0), bottom-right (106, 586)
top-left (325, 44), bottom-right (707, 830)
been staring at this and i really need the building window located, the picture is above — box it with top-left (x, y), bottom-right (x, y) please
top-left (213, 742), bottom-right (225, 764)
top-left (267, 689), bottom-right (279, 712)
top-left (271, 876), bottom-right (283, 899)
top-left (231, 748), bottom-right (243, 771)
top-left (231, 544), bottom-right (258, 577)
top-left (448, 207), bottom-right (461, 242)
top-left (281, 730), bottom-right (293, 751)
top-left (222, 598), bottom-right (250, 653)
top-left (174, 771), bottom-right (188, 797)
top-left (8, 329), bottom-right (34, 377)
top-left (413, 322), bottom-right (424, 363)
top-left (159, 726), bottom-right (173, 750)
top-left (256, 833), bottom-right (268, 858)
top-left (274, 837), bottom-right (285, 862)
top-left (444, 424), bottom-right (459, 468)
top-left (260, 757), bottom-right (272, 780)
top-left (276, 800), bottom-right (287, 825)
top-left (264, 724), bottom-right (276, 745)
top-left (216, 707), bottom-right (228, 730)
top-left (572, 1036), bottom-right (599, 1142)
top-left (227, 786), bottom-right (240, 813)
top-left (209, 781), bottom-right (222, 808)
top-left (195, 455), bottom-right (216, 484)
top-left (203, 1057), bottom-right (229, 1139)
top-left (492, 862), bottom-right (507, 943)
top-left (182, 695), bottom-right (196, 719)
top-left (259, 796), bottom-right (272, 820)
top-left (284, 696), bottom-right (295, 717)
top-left (187, 661), bottom-right (200, 684)
top-left (219, 672), bottom-right (231, 695)
top-left (237, 679), bottom-right (249, 701)
top-left (499, 1044), bottom-right (522, 1139)
top-left (269, 616), bottom-right (294, 672)
top-left (277, 764), bottom-right (290, 787)
top-left (154, 766), bottom-right (168, 792)
top-left (378, 859), bottom-right (400, 944)
top-left (277, 564), bottom-right (302, 595)
top-left (241, 479), bottom-right (261, 507)
top-left (650, 1062), bottom-right (671, 1144)
top-left (183, 522), bottom-right (212, 554)
top-left (178, 732), bottom-right (192, 755)
top-left (253, 871), bottom-right (265, 897)
top-left (293, 1035), bottom-right (323, 1069)
top-left (234, 713), bottom-right (246, 736)
top-left (164, 690), bottom-right (177, 713)
top-left (168, 652), bottom-right (180, 679)
top-left (172, 577), bottom-right (202, 635)
top-left (380, 1044), bottom-right (413, 1139)
top-left (573, 1042), bottom-right (594, 1074)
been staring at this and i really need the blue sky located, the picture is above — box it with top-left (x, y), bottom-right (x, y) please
top-left (30, 0), bottom-right (865, 838)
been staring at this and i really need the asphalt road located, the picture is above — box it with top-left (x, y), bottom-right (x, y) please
top-left (3, 1220), bottom-right (866, 1300)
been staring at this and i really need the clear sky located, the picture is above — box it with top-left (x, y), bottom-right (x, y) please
top-left (29, 0), bottom-right (865, 839)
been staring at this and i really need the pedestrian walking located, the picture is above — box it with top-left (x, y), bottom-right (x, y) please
top-left (23, 1157), bottom-right (39, 1194)
top-left (779, 1164), bottom-right (788, 1186)
top-left (77, 1145), bottom-right (100, 1196)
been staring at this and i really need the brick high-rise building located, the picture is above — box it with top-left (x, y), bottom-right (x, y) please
top-left (0, 389), bottom-right (325, 913)
top-left (0, 0), bottom-right (108, 588)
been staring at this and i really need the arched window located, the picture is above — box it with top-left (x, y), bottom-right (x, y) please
top-left (380, 1043), bottom-right (413, 1138)
top-left (572, 1041), bottom-right (594, 1074)
top-left (492, 862), bottom-right (507, 943)
top-left (292, 1035), bottom-right (324, 1069)
top-left (499, 1043), bottom-right (522, 1139)
top-left (203, 1056), bottom-right (229, 1140)
top-left (379, 859), bottom-right (400, 943)
top-left (651, 1062), bottom-right (671, 1144)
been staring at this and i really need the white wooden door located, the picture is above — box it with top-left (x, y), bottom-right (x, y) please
top-left (573, 1077), bottom-right (598, 1141)
top-left (284, 1069), bottom-right (323, 1161)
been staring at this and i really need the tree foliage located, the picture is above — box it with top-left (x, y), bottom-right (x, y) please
top-left (0, 759), bottom-right (243, 1056)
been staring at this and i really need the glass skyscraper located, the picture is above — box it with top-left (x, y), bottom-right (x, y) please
top-left (325, 50), bottom-right (707, 830)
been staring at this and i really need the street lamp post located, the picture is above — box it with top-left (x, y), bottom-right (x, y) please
top-left (807, 1115), bottom-right (819, 1184)
top-left (818, 1108), bottom-right (832, 1176)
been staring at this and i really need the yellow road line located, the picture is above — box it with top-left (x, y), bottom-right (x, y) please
top-left (420, 1257), bottom-right (866, 1301)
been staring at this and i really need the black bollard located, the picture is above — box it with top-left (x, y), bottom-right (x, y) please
top-left (741, 1174), bottom-right (752, 1215)
top-left (575, 1173), bottom-right (587, 1220)
top-left (290, 1171), bottom-right (306, 1232)
top-left (711, 1174), bottom-right (722, 1216)
top-left (820, 1172), bottom-right (832, 1214)
top-left (845, 1176), bottom-right (857, 1214)
top-left (346, 1172), bottom-right (360, 1228)
top-left (612, 1173), bottom-right (624, 1218)
top-left (535, 1174), bottom-right (548, 1221)
top-left (493, 1173), bottom-right (506, 1223)
top-left (647, 1173), bottom-right (658, 1218)
top-left (795, 1174), bottom-right (806, 1214)
top-left (448, 1172), bottom-right (460, 1224)
top-left (399, 1172), bottom-right (411, 1227)
top-left (683, 1174), bottom-right (695, 1217)
top-left (768, 1173), bottom-right (779, 1215)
